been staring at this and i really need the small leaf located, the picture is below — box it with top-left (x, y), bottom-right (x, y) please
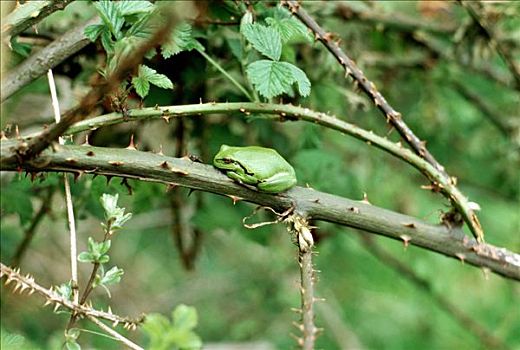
top-left (78, 252), bottom-right (94, 263)
top-left (132, 65), bottom-right (173, 98)
top-left (287, 63), bottom-right (311, 96)
top-left (100, 266), bottom-right (124, 286)
top-left (265, 10), bottom-right (310, 43)
top-left (161, 23), bottom-right (202, 58)
top-left (93, 0), bottom-right (124, 39)
top-left (10, 37), bottom-right (32, 57)
top-left (84, 24), bottom-right (105, 42)
top-left (116, 0), bottom-right (154, 16)
top-left (241, 23), bottom-right (282, 61)
top-left (65, 340), bottom-right (81, 350)
top-left (173, 304), bottom-right (198, 331)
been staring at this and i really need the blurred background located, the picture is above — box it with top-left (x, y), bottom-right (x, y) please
top-left (1, 1), bottom-right (519, 349)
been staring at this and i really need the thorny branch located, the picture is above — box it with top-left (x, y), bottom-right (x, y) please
top-left (282, 0), bottom-right (484, 243)
top-left (0, 262), bottom-right (144, 329)
top-left (3, 15), bottom-right (176, 165)
top-left (1, 144), bottom-right (518, 280)
top-left (17, 102), bottom-right (483, 246)
top-left (358, 234), bottom-right (510, 350)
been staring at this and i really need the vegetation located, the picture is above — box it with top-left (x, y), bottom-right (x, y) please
top-left (1, 1), bottom-right (519, 349)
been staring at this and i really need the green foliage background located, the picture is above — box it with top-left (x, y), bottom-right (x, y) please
top-left (1, 1), bottom-right (519, 349)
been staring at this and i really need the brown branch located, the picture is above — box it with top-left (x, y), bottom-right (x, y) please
top-left (459, 1), bottom-right (520, 90)
top-left (0, 144), bottom-right (518, 280)
top-left (358, 234), bottom-right (511, 350)
top-left (2, 16), bottom-right (175, 166)
top-left (1, 0), bottom-right (75, 40)
top-left (282, 0), bottom-right (484, 243)
top-left (11, 187), bottom-right (55, 266)
top-left (1, 16), bottom-right (100, 102)
top-left (0, 262), bottom-right (144, 328)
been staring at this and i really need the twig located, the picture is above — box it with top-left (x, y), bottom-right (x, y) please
top-left (197, 49), bottom-right (254, 101)
top-left (282, 0), bottom-right (484, 243)
top-left (1, 0), bottom-right (75, 39)
top-left (12, 188), bottom-right (55, 266)
top-left (0, 143), bottom-right (519, 280)
top-left (86, 316), bottom-right (144, 350)
top-left (458, 1), bottom-right (520, 90)
top-left (1, 16), bottom-right (100, 102)
top-left (287, 215), bottom-right (317, 349)
top-left (3, 15), bottom-right (175, 165)
top-left (0, 262), bottom-right (144, 328)
top-left (47, 68), bottom-right (79, 303)
top-left (358, 234), bottom-right (510, 350)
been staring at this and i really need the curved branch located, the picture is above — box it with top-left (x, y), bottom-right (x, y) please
top-left (1, 0), bottom-right (75, 39)
top-left (1, 16), bottom-right (100, 102)
top-left (0, 143), bottom-right (518, 280)
top-left (282, 0), bottom-right (484, 243)
top-left (19, 102), bottom-right (482, 247)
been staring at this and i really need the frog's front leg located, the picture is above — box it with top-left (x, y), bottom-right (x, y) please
top-left (258, 172), bottom-right (297, 193)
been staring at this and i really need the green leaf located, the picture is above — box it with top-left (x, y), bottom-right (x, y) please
top-left (247, 60), bottom-right (311, 98)
top-left (132, 65), bottom-right (173, 98)
top-left (266, 16), bottom-right (310, 43)
top-left (77, 252), bottom-right (95, 263)
top-left (84, 24), bottom-right (105, 42)
top-left (287, 63), bottom-right (311, 96)
top-left (116, 0), bottom-right (154, 16)
top-left (65, 340), bottom-right (81, 350)
top-left (241, 23), bottom-right (282, 61)
top-left (100, 266), bottom-right (124, 286)
top-left (132, 76), bottom-right (149, 98)
top-left (161, 23), bottom-right (202, 58)
top-left (93, 0), bottom-right (124, 39)
top-left (172, 304), bottom-right (198, 331)
top-left (56, 281), bottom-right (73, 301)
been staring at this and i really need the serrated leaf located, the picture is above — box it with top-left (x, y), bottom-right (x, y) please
top-left (93, 0), bottom-right (124, 40)
top-left (84, 24), bottom-right (105, 42)
top-left (246, 60), bottom-right (294, 98)
top-left (266, 16), bottom-right (310, 43)
top-left (241, 23), bottom-right (282, 61)
top-left (287, 63), bottom-right (311, 96)
top-left (161, 23), bottom-right (202, 58)
top-left (116, 0), bottom-right (153, 16)
top-left (132, 76), bottom-right (150, 98)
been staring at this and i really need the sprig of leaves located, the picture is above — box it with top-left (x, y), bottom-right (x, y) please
top-left (143, 304), bottom-right (202, 350)
top-left (241, 7), bottom-right (311, 99)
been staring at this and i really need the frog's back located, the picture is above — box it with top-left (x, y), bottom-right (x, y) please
top-left (231, 146), bottom-right (293, 173)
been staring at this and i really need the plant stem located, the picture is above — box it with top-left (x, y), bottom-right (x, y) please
top-left (197, 49), bottom-right (254, 101)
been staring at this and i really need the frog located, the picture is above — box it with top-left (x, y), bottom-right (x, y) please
top-left (213, 145), bottom-right (297, 193)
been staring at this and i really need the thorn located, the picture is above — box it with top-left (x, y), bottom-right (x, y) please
top-left (73, 171), bottom-right (84, 182)
top-left (106, 175), bottom-right (113, 184)
top-left (157, 145), bottom-right (164, 156)
top-left (455, 253), bottom-right (465, 264)
top-left (108, 306), bottom-right (113, 315)
top-left (402, 223), bottom-right (416, 228)
top-left (108, 161), bottom-right (124, 166)
top-left (53, 303), bottom-right (60, 312)
top-left (400, 234), bottom-right (411, 249)
top-left (0, 131), bottom-right (7, 140)
top-left (15, 125), bottom-right (20, 139)
top-left (166, 183), bottom-right (178, 192)
top-left (126, 134), bottom-right (137, 150)
top-left (481, 267), bottom-right (490, 280)
top-left (187, 188), bottom-right (196, 197)
top-left (162, 116), bottom-right (170, 123)
top-left (13, 283), bottom-right (21, 293)
top-left (160, 161), bottom-right (171, 170)
top-left (361, 192), bottom-right (371, 205)
top-left (290, 307), bottom-right (302, 314)
top-left (292, 321), bottom-right (304, 332)
top-left (44, 299), bottom-right (53, 307)
top-left (227, 195), bottom-right (242, 205)
top-left (113, 320), bottom-right (119, 327)
top-left (82, 134), bottom-right (90, 146)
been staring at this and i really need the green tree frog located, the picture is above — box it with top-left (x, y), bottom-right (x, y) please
top-left (213, 145), bottom-right (297, 193)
